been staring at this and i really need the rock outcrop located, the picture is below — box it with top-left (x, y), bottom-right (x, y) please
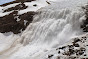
top-left (47, 34), bottom-right (88, 59)
top-left (16, 0), bottom-right (35, 3)
top-left (81, 5), bottom-right (88, 32)
top-left (46, 5), bottom-right (88, 58)
top-left (0, 0), bottom-right (36, 34)
top-left (0, 0), bottom-right (35, 6)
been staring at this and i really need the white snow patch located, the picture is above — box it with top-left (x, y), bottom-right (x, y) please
top-left (18, 0), bottom-right (49, 14)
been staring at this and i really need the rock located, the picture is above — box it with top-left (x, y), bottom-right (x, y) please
top-left (33, 4), bottom-right (37, 7)
top-left (48, 54), bottom-right (54, 58)
top-left (73, 43), bottom-right (79, 47)
top-left (47, 35), bottom-right (88, 59)
top-left (16, 0), bottom-right (35, 3)
top-left (81, 5), bottom-right (88, 32)
top-left (0, 0), bottom-right (36, 34)
top-left (0, 1), bottom-right (18, 6)
top-left (73, 38), bottom-right (80, 43)
top-left (0, 0), bottom-right (36, 6)
top-left (46, 1), bottom-right (51, 5)
top-left (4, 3), bottom-right (28, 12)
top-left (0, 10), bottom-right (36, 34)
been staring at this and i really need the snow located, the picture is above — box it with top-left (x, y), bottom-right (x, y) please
top-left (15, 16), bottom-right (21, 22)
top-left (0, 3), bottom-right (20, 17)
top-left (24, 20), bottom-right (28, 26)
top-left (45, 33), bottom-right (88, 59)
top-left (2, 3), bottom-right (20, 10)
top-left (0, 0), bottom-right (88, 59)
top-left (0, 11), bottom-right (13, 17)
top-left (0, 33), bottom-right (20, 54)
top-left (18, 0), bottom-right (49, 14)
top-left (0, 0), bottom-right (49, 16)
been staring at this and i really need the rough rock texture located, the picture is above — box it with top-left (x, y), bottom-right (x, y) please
top-left (16, 0), bottom-right (35, 3)
top-left (45, 4), bottom-right (88, 59)
top-left (0, 0), bottom-right (35, 6)
top-left (0, 0), bottom-right (36, 34)
top-left (3, 3), bottom-right (28, 12)
top-left (81, 5), bottom-right (88, 32)
top-left (46, 6), bottom-right (88, 57)
top-left (0, 1), bottom-right (18, 6)
top-left (47, 34), bottom-right (88, 59)
top-left (0, 11), bottom-right (36, 34)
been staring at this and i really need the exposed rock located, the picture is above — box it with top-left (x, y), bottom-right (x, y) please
top-left (48, 54), bottom-right (54, 58)
top-left (47, 34), bottom-right (88, 59)
top-left (4, 3), bottom-right (28, 12)
top-left (46, 1), bottom-right (51, 5)
top-left (0, 0), bottom-right (37, 34)
top-left (16, 0), bottom-right (36, 3)
top-left (0, 1), bottom-right (18, 7)
top-left (0, 0), bottom-right (36, 6)
top-left (0, 11), bottom-right (36, 34)
top-left (81, 5), bottom-right (88, 32)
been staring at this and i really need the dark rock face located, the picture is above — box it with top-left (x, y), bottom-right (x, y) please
top-left (16, 0), bottom-right (35, 3)
top-left (48, 36), bottom-right (88, 59)
top-left (81, 5), bottom-right (88, 32)
top-left (19, 12), bottom-right (35, 26)
top-left (4, 3), bottom-right (28, 12)
top-left (0, 0), bottom-right (35, 6)
top-left (0, 11), bottom-right (36, 34)
top-left (0, 0), bottom-right (36, 34)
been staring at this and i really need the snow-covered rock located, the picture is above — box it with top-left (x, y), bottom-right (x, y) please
top-left (0, 0), bottom-right (88, 59)
top-left (0, 0), bottom-right (49, 34)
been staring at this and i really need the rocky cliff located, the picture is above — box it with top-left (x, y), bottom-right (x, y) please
top-left (0, 0), bottom-right (37, 34)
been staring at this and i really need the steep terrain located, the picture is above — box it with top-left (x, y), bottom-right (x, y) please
top-left (0, 0), bottom-right (48, 34)
top-left (0, 0), bottom-right (88, 59)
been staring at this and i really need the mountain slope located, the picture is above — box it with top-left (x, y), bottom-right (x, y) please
top-left (0, 0), bottom-right (88, 59)
top-left (0, 0), bottom-right (48, 34)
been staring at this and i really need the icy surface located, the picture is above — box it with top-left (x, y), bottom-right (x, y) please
top-left (0, 0), bottom-right (88, 59)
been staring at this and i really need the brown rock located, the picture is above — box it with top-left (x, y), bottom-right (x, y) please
top-left (16, 0), bottom-right (36, 3)
top-left (0, 10), bottom-right (36, 34)
top-left (4, 3), bottom-right (28, 12)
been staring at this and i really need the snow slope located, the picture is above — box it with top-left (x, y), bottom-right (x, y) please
top-left (0, 0), bottom-right (88, 59)
top-left (0, 0), bottom-right (49, 17)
